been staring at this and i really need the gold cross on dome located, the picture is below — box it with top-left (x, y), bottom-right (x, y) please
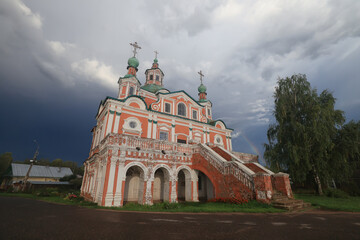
top-left (154, 50), bottom-right (159, 59)
top-left (198, 70), bottom-right (204, 84)
top-left (130, 42), bottom-right (141, 57)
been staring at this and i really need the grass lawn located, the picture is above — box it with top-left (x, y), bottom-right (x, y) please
top-left (116, 201), bottom-right (284, 213)
top-left (0, 192), bottom-right (283, 213)
top-left (295, 194), bottom-right (360, 212)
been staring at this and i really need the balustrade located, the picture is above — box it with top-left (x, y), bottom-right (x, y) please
top-left (99, 133), bottom-right (193, 156)
top-left (199, 144), bottom-right (254, 191)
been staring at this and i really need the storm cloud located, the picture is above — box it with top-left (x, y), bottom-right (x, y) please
top-left (1, 0), bottom-right (359, 165)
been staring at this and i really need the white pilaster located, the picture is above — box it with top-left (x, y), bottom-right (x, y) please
top-left (206, 128), bottom-right (210, 143)
top-left (144, 180), bottom-right (153, 205)
top-left (113, 113), bottom-right (121, 133)
top-left (113, 163), bottom-right (125, 206)
top-left (189, 123), bottom-right (193, 140)
top-left (147, 118), bottom-right (152, 138)
top-left (152, 120), bottom-right (157, 139)
top-left (105, 112), bottom-right (114, 136)
top-left (104, 159), bottom-right (117, 206)
top-left (171, 120), bottom-right (175, 142)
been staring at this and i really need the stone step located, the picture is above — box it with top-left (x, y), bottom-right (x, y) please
top-left (272, 199), bottom-right (311, 211)
top-left (272, 195), bottom-right (288, 201)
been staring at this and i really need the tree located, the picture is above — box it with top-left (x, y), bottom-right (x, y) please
top-left (264, 74), bottom-right (346, 195)
top-left (0, 152), bottom-right (13, 177)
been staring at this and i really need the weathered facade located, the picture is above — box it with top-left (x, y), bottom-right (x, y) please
top-left (81, 43), bottom-right (293, 207)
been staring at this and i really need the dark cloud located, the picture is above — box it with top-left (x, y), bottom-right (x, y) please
top-left (1, 0), bottom-right (360, 166)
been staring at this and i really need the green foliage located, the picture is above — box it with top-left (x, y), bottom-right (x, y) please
top-left (0, 152), bottom-right (13, 177)
top-left (264, 74), bottom-right (360, 194)
top-left (324, 188), bottom-right (349, 198)
top-left (296, 194), bottom-right (360, 212)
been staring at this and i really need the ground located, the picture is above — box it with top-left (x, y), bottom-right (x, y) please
top-left (1, 196), bottom-right (359, 240)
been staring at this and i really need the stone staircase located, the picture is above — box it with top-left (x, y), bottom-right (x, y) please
top-left (271, 192), bottom-right (311, 211)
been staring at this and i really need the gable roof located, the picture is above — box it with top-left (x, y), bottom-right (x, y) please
top-left (10, 163), bottom-right (73, 178)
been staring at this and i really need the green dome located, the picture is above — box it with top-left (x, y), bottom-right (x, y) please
top-left (141, 84), bottom-right (164, 93)
top-left (128, 57), bottom-right (139, 68)
top-left (154, 58), bottom-right (158, 63)
top-left (198, 83), bottom-right (207, 93)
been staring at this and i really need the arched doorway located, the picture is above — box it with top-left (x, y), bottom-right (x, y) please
top-left (123, 166), bottom-right (145, 204)
top-left (177, 169), bottom-right (192, 202)
top-left (197, 171), bottom-right (214, 202)
top-left (153, 168), bottom-right (170, 203)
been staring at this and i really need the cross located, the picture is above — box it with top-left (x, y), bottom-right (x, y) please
top-left (130, 41), bottom-right (141, 57)
top-left (198, 70), bottom-right (204, 84)
top-left (154, 50), bottom-right (159, 59)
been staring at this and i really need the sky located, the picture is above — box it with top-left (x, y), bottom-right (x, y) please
top-left (1, 0), bottom-right (360, 166)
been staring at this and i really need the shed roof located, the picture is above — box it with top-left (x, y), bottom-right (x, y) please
top-left (10, 163), bottom-right (73, 178)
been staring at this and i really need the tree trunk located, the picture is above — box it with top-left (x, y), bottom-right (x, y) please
top-left (312, 167), bottom-right (323, 195)
top-left (314, 173), bottom-right (323, 195)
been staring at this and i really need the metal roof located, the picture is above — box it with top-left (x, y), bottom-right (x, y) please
top-left (28, 181), bottom-right (71, 185)
top-left (11, 163), bottom-right (73, 178)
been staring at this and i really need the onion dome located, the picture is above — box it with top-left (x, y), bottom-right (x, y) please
top-left (141, 84), bottom-right (164, 93)
top-left (198, 83), bottom-right (207, 93)
top-left (128, 57), bottom-right (139, 68)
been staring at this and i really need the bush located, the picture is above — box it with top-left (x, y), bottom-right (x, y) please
top-left (324, 188), bottom-right (349, 198)
top-left (159, 202), bottom-right (181, 209)
top-left (340, 182), bottom-right (360, 196)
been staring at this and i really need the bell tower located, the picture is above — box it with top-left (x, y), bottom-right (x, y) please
top-left (142, 51), bottom-right (165, 93)
top-left (197, 70), bottom-right (212, 120)
top-left (118, 42), bottom-right (142, 99)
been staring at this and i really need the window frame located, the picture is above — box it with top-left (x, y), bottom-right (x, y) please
top-left (165, 103), bottom-right (171, 113)
top-left (159, 131), bottom-right (169, 141)
top-left (129, 86), bottom-right (134, 96)
top-left (177, 103), bottom-right (186, 117)
top-left (192, 110), bottom-right (198, 120)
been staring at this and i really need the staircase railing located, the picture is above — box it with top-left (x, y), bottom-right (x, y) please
top-left (199, 144), bottom-right (255, 191)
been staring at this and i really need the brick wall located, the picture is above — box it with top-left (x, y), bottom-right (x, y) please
top-left (272, 173), bottom-right (293, 198)
top-left (211, 147), bottom-right (232, 161)
top-left (192, 153), bottom-right (254, 202)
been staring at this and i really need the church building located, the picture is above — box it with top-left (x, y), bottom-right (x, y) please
top-left (81, 42), bottom-right (293, 207)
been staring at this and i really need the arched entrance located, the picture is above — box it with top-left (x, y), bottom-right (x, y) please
top-left (177, 169), bottom-right (192, 202)
top-left (153, 168), bottom-right (170, 203)
top-left (197, 171), bottom-right (214, 202)
top-left (123, 166), bottom-right (145, 204)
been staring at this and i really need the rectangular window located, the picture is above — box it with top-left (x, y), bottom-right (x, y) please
top-left (208, 109), bottom-right (211, 116)
top-left (165, 103), bottom-right (171, 113)
top-left (177, 139), bottom-right (186, 144)
top-left (150, 75), bottom-right (153, 80)
top-left (156, 75), bottom-right (160, 81)
top-left (192, 110), bottom-right (197, 120)
top-left (159, 131), bottom-right (169, 141)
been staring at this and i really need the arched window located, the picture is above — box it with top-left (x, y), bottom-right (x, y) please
top-left (177, 103), bottom-right (186, 116)
top-left (129, 86), bottom-right (134, 96)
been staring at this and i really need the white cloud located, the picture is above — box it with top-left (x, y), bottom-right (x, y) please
top-left (71, 59), bottom-right (118, 89)
top-left (231, 131), bottom-right (242, 139)
top-left (16, 0), bottom-right (42, 29)
top-left (1, 0), bottom-right (360, 158)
